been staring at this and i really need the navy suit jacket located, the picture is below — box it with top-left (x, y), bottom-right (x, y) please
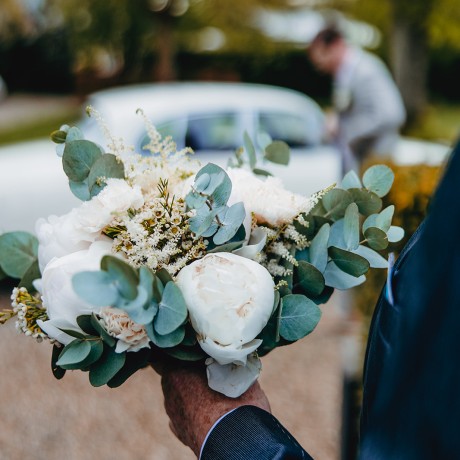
top-left (202, 141), bottom-right (459, 460)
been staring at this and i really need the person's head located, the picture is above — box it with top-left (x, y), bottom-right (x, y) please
top-left (308, 26), bottom-right (347, 75)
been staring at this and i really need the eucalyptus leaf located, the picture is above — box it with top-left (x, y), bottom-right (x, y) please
top-left (121, 285), bottom-right (154, 324)
top-left (294, 261), bottom-right (325, 297)
top-left (51, 344), bottom-right (66, 380)
top-left (363, 165), bottom-right (394, 197)
top-left (322, 189), bottom-right (353, 219)
top-left (72, 270), bottom-right (119, 307)
top-left (364, 227), bottom-right (389, 250)
top-left (0, 231), bottom-right (38, 279)
top-left (352, 245), bottom-right (388, 269)
top-left (309, 223), bottom-right (330, 272)
top-left (362, 214), bottom-right (379, 233)
top-left (62, 140), bottom-right (102, 182)
top-left (279, 294), bottom-right (322, 342)
top-left (195, 163), bottom-right (232, 207)
top-left (387, 226), bottom-right (405, 243)
top-left (66, 126), bottom-right (85, 142)
top-left (341, 170), bottom-right (362, 189)
top-left (329, 246), bottom-right (370, 277)
top-left (146, 323), bottom-right (186, 348)
top-left (154, 282), bottom-right (188, 336)
top-left (56, 339), bottom-right (92, 366)
top-left (344, 203), bottom-right (360, 250)
top-left (101, 256), bottom-right (138, 300)
top-left (164, 346), bottom-right (207, 362)
top-left (243, 131), bottom-right (257, 169)
top-left (348, 188), bottom-right (382, 216)
top-left (50, 129), bottom-right (67, 143)
top-left (264, 140), bottom-right (290, 165)
top-left (155, 268), bottom-right (173, 286)
top-left (328, 219), bottom-right (345, 249)
top-left (189, 206), bottom-right (217, 236)
top-left (88, 154), bottom-right (125, 197)
top-left (89, 346), bottom-right (126, 387)
top-left (90, 314), bottom-right (116, 347)
top-left (376, 205), bottom-right (395, 233)
top-left (77, 315), bottom-right (98, 336)
top-left (324, 262), bottom-right (366, 289)
top-left (18, 260), bottom-right (41, 292)
top-left (60, 340), bottom-right (104, 371)
top-left (69, 178), bottom-right (91, 201)
top-left (107, 348), bottom-right (151, 388)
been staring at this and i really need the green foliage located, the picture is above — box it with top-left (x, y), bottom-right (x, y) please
top-left (264, 141), bottom-right (290, 165)
top-left (54, 127), bottom-right (125, 201)
top-left (0, 231), bottom-right (39, 290)
top-left (186, 163), bottom-right (246, 246)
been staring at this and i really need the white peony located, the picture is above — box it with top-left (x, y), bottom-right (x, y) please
top-left (76, 178), bottom-right (144, 234)
top-left (226, 168), bottom-right (313, 227)
top-left (175, 252), bottom-right (275, 396)
top-left (99, 307), bottom-right (150, 353)
top-left (37, 240), bottom-right (113, 344)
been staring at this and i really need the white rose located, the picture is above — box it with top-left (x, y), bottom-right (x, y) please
top-left (99, 307), bottom-right (150, 353)
top-left (37, 240), bottom-right (113, 344)
top-left (226, 168), bottom-right (313, 227)
top-left (76, 178), bottom-right (144, 234)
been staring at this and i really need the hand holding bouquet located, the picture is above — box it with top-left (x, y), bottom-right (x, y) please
top-left (0, 109), bottom-right (403, 397)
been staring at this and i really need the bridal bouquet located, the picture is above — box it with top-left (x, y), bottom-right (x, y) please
top-left (0, 109), bottom-right (403, 397)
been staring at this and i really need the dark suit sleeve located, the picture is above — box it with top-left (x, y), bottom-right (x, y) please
top-left (360, 140), bottom-right (460, 459)
top-left (201, 405), bottom-right (312, 460)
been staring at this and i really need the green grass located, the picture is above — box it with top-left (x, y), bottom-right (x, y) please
top-left (0, 107), bottom-right (81, 146)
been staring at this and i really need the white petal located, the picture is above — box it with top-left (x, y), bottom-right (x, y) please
top-left (199, 337), bottom-right (262, 366)
top-left (206, 354), bottom-right (262, 398)
top-left (233, 227), bottom-right (267, 260)
top-left (37, 319), bottom-right (75, 346)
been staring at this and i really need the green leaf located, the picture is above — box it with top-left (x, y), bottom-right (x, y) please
top-left (60, 340), bottom-right (104, 370)
top-left (90, 314), bottom-right (116, 347)
top-left (164, 345), bottom-right (207, 362)
top-left (0, 232), bottom-right (38, 279)
top-left (309, 223), bottom-right (330, 272)
top-left (387, 226), bottom-right (405, 243)
top-left (341, 170), bottom-right (362, 189)
top-left (343, 203), bottom-right (359, 250)
top-left (213, 202), bottom-right (246, 245)
top-left (56, 339), bottom-right (92, 366)
top-left (364, 227), bottom-right (389, 250)
top-left (362, 165), bottom-right (394, 197)
top-left (348, 189), bottom-right (382, 216)
top-left (324, 262), bottom-right (366, 289)
top-left (279, 294), bottom-right (322, 341)
top-left (88, 154), bottom-right (125, 197)
top-left (18, 260), bottom-right (41, 291)
top-left (264, 140), bottom-right (290, 165)
top-left (58, 328), bottom-right (89, 340)
top-left (155, 268), bottom-right (173, 286)
top-left (328, 219), bottom-right (345, 249)
top-left (243, 131), bottom-right (257, 169)
top-left (376, 205), bottom-right (395, 233)
top-left (329, 246), bottom-right (370, 277)
top-left (121, 285), bottom-right (154, 325)
top-left (66, 126), bottom-right (84, 142)
top-left (0, 266), bottom-right (6, 281)
top-left (195, 163), bottom-right (232, 207)
top-left (189, 206), bottom-right (218, 236)
top-left (107, 348), bottom-right (151, 388)
top-left (294, 261), bottom-right (325, 297)
top-left (72, 270), bottom-right (119, 307)
top-left (322, 189), bottom-right (353, 219)
top-left (50, 129), bottom-right (67, 143)
top-left (146, 323), bottom-right (186, 348)
top-left (154, 282), bottom-right (187, 336)
top-left (51, 344), bottom-right (66, 380)
top-left (77, 315), bottom-right (98, 336)
top-left (353, 245), bottom-right (388, 269)
top-left (69, 178), bottom-right (91, 201)
top-left (101, 256), bottom-right (138, 300)
top-left (62, 140), bottom-right (102, 182)
top-left (362, 214), bottom-right (379, 233)
top-left (89, 346), bottom-right (126, 387)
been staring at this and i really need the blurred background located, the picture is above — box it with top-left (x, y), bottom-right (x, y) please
top-left (0, 1), bottom-right (459, 459)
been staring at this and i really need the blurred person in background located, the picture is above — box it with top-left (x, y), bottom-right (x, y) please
top-left (308, 25), bottom-right (406, 175)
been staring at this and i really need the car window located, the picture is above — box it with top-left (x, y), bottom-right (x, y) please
top-left (257, 112), bottom-right (319, 148)
top-left (185, 113), bottom-right (239, 151)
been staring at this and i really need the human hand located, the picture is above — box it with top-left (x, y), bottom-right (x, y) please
top-left (157, 361), bottom-right (271, 457)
